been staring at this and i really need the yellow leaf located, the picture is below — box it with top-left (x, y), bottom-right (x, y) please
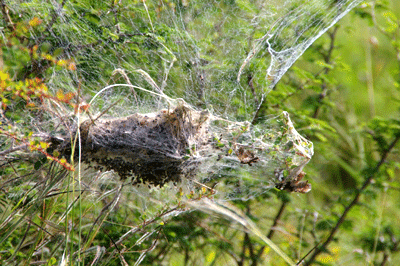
top-left (0, 71), bottom-right (10, 81)
top-left (44, 54), bottom-right (53, 61)
top-left (28, 17), bottom-right (42, 27)
top-left (56, 59), bottom-right (67, 67)
top-left (206, 251), bottom-right (216, 263)
top-left (40, 142), bottom-right (49, 149)
top-left (56, 90), bottom-right (64, 100)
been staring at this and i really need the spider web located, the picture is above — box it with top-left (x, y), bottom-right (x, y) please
top-left (238, 0), bottom-right (363, 91)
top-left (1, 0), bottom-right (362, 264)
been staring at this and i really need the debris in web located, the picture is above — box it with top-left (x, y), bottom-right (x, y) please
top-left (55, 102), bottom-right (210, 187)
top-left (51, 97), bottom-right (313, 195)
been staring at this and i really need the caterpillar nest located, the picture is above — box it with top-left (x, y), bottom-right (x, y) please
top-left (51, 102), bottom-right (313, 193)
top-left (56, 104), bottom-right (210, 187)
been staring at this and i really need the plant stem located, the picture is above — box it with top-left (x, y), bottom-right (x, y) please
top-left (268, 201), bottom-right (287, 239)
top-left (305, 133), bottom-right (400, 265)
top-left (250, 200), bottom-right (288, 266)
top-left (312, 26), bottom-right (338, 119)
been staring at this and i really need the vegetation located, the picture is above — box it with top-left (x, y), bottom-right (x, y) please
top-left (1, 0), bottom-right (400, 265)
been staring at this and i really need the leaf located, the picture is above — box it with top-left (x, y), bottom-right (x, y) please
top-left (383, 11), bottom-right (399, 33)
top-left (56, 90), bottom-right (64, 100)
top-left (206, 251), bottom-right (216, 263)
top-left (39, 141), bottom-right (49, 149)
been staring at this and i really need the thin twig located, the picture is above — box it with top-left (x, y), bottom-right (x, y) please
top-left (26, 218), bottom-right (54, 237)
top-left (248, 73), bottom-right (259, 106)
top-left (1, 0), bottom-right (14, 30)
top-left (312, 26), bottom-right (339, 119)
top-left (296, 240), bottom-right (322, 265)
top-left (305, 133), bottom-right (400, 265)
top-left (246, 232), bottom-right (256, 264)
top-left (0, 144), bottom-right (28, 156)
top-left (250, 200), bottom-right (288, 266)
top-left (115, 206), bottom-right (181, 245)
top-left (238, 231), bottom-right (247, 266)
top-left (268, 200), bottom-right (287, 239)
top-left (92, 98), bottom-right (123, 124)
top-left (44, 0), bottom-right (67, 33)
top-left (380, 239), bottom-right (399, 266)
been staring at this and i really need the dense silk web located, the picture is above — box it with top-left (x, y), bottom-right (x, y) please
top-left (1, 0), bottom-right (362, 264)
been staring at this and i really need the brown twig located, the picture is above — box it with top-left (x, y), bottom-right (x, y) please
top-left (0, 0), bottom-right (15, 30)
top-left (92, 98), bottom-right (123, 124)
top-left (238, 206), bottom-right (256, 266)
top-left (305, 133), bottom-right (400, 265)
top-left (250, 200), bottom-right (288, 266)
top-left (238, 232), bottom-right (247, 266)
top-left (296, 240), bottom-right (322, 265)
top-left (312, 26), bottom-right (339, 119)
top-left (246, 232), bottom-right (256, 264)
top-left (115, 206), bottom-right (182, 245)
top-left (380, 239), bottom-right (399, 266)
top-left (248, 73), bottom-right (259, 106)
top-left (110, 0), bottom-right (120, 34)
top-left (268, 200), bottom-right (287, 239)
top-left (0, 144), bottom-right (28, 156)
top-left (44, 0), bottom-right (68, 33)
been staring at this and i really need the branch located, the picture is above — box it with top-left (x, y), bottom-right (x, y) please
top-left (0, 144), bottom-right (28, 156)
top-left (0, 0), bottom-right (15, 30)
top-left (115, 206), bottom-right (181, 245)
top-left (44, 0), bottom-right (67, 33)
top-left (312, 26), bottom-right (339, 119)
top-left (239, 206), bottom-right (254, 266)
top-left (249, 200), bottom-right (288, 266)
top-left (238, 231), bottom-right (247, 266)
top-left (247, 73), bottom-right (259, 106)
top-left (268, 200), bottom-right (288, 239)
top-left (305, 133), bottom-right (400, 265)
top-left (110, 0), bottom-right (120, 34)
top-left (380, 239), bottom-right (399, 266)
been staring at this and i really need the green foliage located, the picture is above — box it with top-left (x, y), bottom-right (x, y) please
top-left (1, 0), bottom-right (400, 265)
